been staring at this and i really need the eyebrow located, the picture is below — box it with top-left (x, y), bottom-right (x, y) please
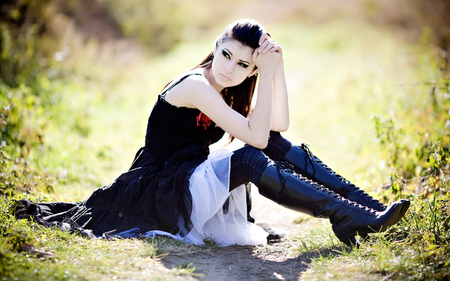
top-left (223, 48), bottom-right (250, 65)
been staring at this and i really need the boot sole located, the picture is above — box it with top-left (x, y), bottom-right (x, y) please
top-left (334, 202), bottom-right (403, 246)
top-left (392, 199), bottom-right (410, 225)
top-left (358, 200), bottom-right (411, 241)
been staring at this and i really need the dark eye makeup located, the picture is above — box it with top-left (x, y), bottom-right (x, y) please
top-left (222, 49), bottom-right (250, 68)
top-left (238, 62), bottom-right (249, 68)
top-left (222, 50), bottom-right (231, 59)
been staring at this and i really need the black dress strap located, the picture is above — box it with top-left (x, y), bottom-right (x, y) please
top-left (160, 72), bottom-right (203, 100)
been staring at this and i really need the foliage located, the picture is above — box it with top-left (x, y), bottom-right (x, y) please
top-left (303, 44), bottom-right (450, 280)
top-left (1, 0), bottom-right (450, 280)
top-left (104, 0), bottom-right (186, 54)
top-left (0, 198), bottom-right (171, 281)
top-left (103, 0), bottom-right (246, 54)
top-left (0, 0), bottom-right (131, 198)
top-left (371, 48), bottom-right (450, 200)
top-left (366, 53), bottom-right (450, 280)
top-left (0, 0), bottom-right (51, 87)
top-left (381, 178), bottom-right (450, 279)
top-left (0, 0), bottom-right (59, 197)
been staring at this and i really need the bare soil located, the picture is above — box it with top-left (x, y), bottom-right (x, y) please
top-left (160, 188), bottom-right (314, 281)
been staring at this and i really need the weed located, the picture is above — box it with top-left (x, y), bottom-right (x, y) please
top-left (1, 1), bottom-right (450, 280)
top-left (172, 262), bottom-right (203, 277)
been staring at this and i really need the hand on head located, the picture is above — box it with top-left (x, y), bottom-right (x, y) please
top-left (252, 33), bottom-right (282, 76)
top-left (257, 33), bottom-right (283, 56)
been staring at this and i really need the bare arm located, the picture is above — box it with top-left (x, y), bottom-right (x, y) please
top-left (165, 35), bottom-right (282, 148)
top-left (271, 58), bottom-right (289, 131)
top-left (167, 57), bottom-right (281, 148)
top-left (164, 78), bottom-right (270, 148)
top-left (258, 34), bottom-right (290, 132)
top-left (190, 56), bottom-right (280, 148)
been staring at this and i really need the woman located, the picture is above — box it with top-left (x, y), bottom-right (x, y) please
top-left (17, 19), bottom-right (410, 247)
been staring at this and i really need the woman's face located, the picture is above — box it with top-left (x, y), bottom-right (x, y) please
top-left (210, 39), bottom-right (255, 90)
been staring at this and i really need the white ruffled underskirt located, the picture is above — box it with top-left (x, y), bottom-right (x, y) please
top-left (179, 148), bottom-right (268, 246)
top-left (114, 149), bottom-right (268, 246)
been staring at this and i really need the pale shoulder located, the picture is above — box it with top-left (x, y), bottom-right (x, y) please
top-left (185, 73), bottom-right (207, 85)
top-left (163, 71), bottom-right (216, 108)
top-left (166, 71), bottom-right (210, 91)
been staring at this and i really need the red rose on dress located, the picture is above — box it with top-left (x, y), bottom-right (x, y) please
top-left (196, 112), bottom-right (212, 130)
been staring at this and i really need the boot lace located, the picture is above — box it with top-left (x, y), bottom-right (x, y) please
top-left (299, 143), bottom-right (384, 208)
top-left (275, 162), bottom-right (289, 199)
top-left (275, 162), bottom-right (376, 213)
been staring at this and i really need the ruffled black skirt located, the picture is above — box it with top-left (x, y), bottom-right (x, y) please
top-left (16, 145), bottom-right (208, 237)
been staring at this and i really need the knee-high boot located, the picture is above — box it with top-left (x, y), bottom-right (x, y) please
top-left (284, 144), bottom-right (410, 222)
top-left (257, 163), bottom-right (404, 246)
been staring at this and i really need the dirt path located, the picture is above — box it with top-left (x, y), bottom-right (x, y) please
top-left (161, 188), bottom-right (312, 281)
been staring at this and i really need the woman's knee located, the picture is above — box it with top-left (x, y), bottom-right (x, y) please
top-left (229, 146), bottom-right (270, 190)
top-left (262, 131), bottom-right (293, 161)
top-left (231, 146), bottom-right (269, 168)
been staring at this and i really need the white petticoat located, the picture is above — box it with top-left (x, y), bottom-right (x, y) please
top-left (178, 148), bottom-right (268, 246)
top-left (114, 149), bottom-right (268, 246)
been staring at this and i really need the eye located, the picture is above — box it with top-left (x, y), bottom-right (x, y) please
top-left (238, 62), bottom-right (249, 68)
top-left (222, 50), bottom-right (230, 59)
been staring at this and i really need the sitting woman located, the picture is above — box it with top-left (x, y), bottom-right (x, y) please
top-left (16, 19), bottom-right (410, 247)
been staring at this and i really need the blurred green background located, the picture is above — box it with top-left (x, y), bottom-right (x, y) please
top-left (1, 0), bottom-right (449, 202)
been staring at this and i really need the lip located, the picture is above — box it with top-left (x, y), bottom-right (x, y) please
top-left (220, 73), bottom-right (231, 81)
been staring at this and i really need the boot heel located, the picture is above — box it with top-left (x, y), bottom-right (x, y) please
top-left (333, 224), bottom-right (354, 244)
top-left (358, 232), bottom-right (369, 240)
top-left (258, 163), bottom-right (406, 247)
top-left (332, 224), bottom-right (361, 246)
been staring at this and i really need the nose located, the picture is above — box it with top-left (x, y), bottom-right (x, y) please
top-left (225, 61), bottom-right (234, 73)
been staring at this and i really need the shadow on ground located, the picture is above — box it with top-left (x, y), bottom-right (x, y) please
top-left (160, 242), bottom-right (348, 281)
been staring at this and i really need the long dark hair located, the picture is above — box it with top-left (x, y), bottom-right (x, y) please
top-left (193, 19), bottom-right (264, 141)
top-left (161, 20), bottom-right (264, 140)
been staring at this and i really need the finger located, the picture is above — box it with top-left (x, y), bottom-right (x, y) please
top-left (259, 33), bottom-right (269, 46)
top-left (261, 42), bottom-right (275, 53)
top-left (269, 45), bottom-right (281, 52)
top-left (258, 40), bottom-right (269, 53)
top-left (267, 41), bottom-right (282, 53)
top-left (261, 38), bottom-right (275, 52)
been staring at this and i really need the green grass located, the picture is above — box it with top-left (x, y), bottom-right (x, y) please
top-left (295, 190), bottom-right (450, 280)
top-left (289, 194), bottom-right (449, 280)
top-left (0, 198), bottom-right (207, 281)
top-left (1, 3), bottom-right (450, 280)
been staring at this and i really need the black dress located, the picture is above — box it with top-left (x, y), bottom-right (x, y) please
top-left (16, 73), bottom-right (226, 237)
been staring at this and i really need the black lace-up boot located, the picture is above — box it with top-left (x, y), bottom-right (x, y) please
top-left (284, 144), bottom-right (390, 210)
top-left (257, 163), bottom-right (404, 246)
top-left (284, 144), bottom-right (410, 225)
